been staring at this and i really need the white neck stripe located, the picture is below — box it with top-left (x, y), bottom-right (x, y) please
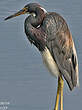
top-left (40, 7), bottom-right (47, 13)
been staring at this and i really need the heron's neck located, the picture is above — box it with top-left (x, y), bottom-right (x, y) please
top-left (26, 7), bottom-right (46, 27)
top-left (24, 12), bottom-right (47, 51)
top-left (24, 8), bottom-right (47, 51)
top-left (24, 8), bottom-right (46, 37)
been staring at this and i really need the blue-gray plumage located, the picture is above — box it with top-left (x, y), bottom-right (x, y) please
top-left (4, 3), bottom-right (79, 110)
top-left (24, 3), bottom-right (79, 90)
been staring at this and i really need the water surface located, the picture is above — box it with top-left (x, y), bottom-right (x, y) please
top-left (0, 0), bottom-right (82, 110)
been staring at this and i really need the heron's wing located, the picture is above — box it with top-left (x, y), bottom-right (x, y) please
top-left (42, 12), bottom-right (79, 90)
top-left (47, 31), bottom-right (79, 91)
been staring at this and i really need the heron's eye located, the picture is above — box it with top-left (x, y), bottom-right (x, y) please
top-left (31, 13), bottom-right (36, 17)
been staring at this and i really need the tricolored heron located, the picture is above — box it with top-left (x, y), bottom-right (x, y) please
top-left (5, 3), bottom-right (79, 110)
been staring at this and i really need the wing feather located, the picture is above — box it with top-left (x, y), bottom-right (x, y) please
top-left (47, 32), bottom-right (79, 90)
top-left (42, 13), bottom-right (79, 90)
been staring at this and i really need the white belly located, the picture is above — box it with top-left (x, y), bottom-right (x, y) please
top-left (41, 47), bottom-right (59, 77)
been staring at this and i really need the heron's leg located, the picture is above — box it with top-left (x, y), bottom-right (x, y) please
top-left (54, 77), bottom-right (61, 110)
top-left (60, 76), bottom-right (64, 110)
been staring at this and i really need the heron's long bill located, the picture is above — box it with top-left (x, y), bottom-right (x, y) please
top-left (4, 7), bottom-right (28, 20)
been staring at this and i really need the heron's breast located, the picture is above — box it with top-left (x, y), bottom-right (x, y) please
top-left (41, 47), bottom-right (59, 77)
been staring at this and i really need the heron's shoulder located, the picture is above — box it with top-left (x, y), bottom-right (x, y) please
top-left (42, 12), bottom-right (69, 38)
top-left (44, 12), bottom-right (66, 24)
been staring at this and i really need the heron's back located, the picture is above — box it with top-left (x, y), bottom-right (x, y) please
top-left (41, 12), bottom-right (79, 90)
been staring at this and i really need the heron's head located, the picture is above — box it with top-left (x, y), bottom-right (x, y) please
top-left (4, 3), bottom-right (47, 20)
